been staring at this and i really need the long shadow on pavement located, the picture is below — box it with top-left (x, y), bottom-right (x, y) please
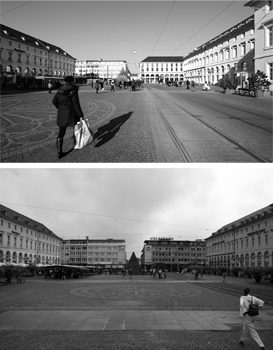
top-left (94, 111), bottom-right (133, 147)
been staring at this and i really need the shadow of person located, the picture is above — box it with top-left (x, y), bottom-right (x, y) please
top-left (94, 111), bottom-right (133, 147)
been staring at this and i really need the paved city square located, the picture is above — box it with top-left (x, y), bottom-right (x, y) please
top-left (1, 84), bottom-right (272, 163)
top-left (1, 273), bottom-right (273, 349)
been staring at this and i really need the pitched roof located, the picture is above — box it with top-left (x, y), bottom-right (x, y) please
top-left (141, 56), bottom-right (183, 63)
top-left (205, 203), bottom-right (273, 239)
top-left (0, 203), bottom-right (62, 241)
top-left (0, 24), bottom-right (76, 60)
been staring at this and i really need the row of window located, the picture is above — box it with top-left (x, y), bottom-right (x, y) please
top-left (1, 36), bottom-right (71, 60)
top-left (69, 258), bottom-right (119, 262)
top-left (153, 258), bottom-right (203, 262)
top-left (63, 246), bottom-right (123, 250)
top-left (0, 51), bottom-right (74, 70)
top-left (152, 247), bottom-right (204, 251)
top-left (0, 220), bottom-right (59, 243)
top-left (0, 234), bottom-right (59, 253)
top-left (153, 253), bottom-right (203, 257)
top-left (209, 220), bottom-right (272, 244)
top-left (208, 234), bottom-right (269, 254)
top-left (185, 44), bottom-right (253, 70)
top-left (68, 252), bottom-right (119, 256)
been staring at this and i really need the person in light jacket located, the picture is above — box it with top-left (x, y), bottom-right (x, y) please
top-left (52, 76), bottom-right (84, 159)
top-left (239, 288), bottom-right (265, 349)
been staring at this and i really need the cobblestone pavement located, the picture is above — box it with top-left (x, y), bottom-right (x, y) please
top-left (1, 274), bottom-right (273, 349)
top-left (1, 85), bottom-right (272, 163)
top-left (1, 330), bottom-right (272, 350)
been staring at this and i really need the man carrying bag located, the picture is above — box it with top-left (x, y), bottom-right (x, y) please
top-left (239, 287), bottom-right (265, 349)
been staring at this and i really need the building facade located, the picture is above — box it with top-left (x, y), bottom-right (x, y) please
top-left (205, 204), bottom-right (273, 269)
top-left (0, 24), bottom-right (76, 87)
top-left (61, 238), bottom-right (126, 268)
top-left (0, 204), bottom-right (62, 265)
top-left (75, 60), bottom-right (130, 80)
top-left (141, 238), bottom-right (206, 271)
top-left (183, 15), bottom-right (255, 86)
top-left (245, 0), bottom-right (273, 95)
top-left (139, 56), bottom-right (184, 84)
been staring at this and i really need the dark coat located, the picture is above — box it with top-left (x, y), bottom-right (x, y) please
top-left (52, 83), bottom-right (84, 128)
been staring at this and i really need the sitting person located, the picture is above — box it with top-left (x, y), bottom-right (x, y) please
top-left (202, 81), bottom-right (210, 91)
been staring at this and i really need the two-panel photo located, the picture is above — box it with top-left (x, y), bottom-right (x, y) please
top-left (0, 1), bottom-right (272, 350)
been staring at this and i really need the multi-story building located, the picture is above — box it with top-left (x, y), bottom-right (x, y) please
top-left (183, 15), bottom-right (255, 86)
top-left (0, 24), bottom-right (76, 87)
top-left (61, 238), bottom-right (127, 268)
top-left (0, 204), bottom-right (62, 265)
top-left (139, 56), bottom-right (184, 84)
top-left (245, 0), bottom-right (273, 96)
top-left (75, 60), bottom-right (130, 80)
top-left (141, 238), bottom-right (206, 271)
top-left (205, 204), bottom-right (273, 269)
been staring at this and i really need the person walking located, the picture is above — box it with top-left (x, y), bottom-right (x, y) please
top-left (239, 288), bottom-right (265, 349)
top-left (186, 79), bottom-right (190, 89)
top-left (48, 80), bottom-right (53, 93)
top-left (222, 271), bottom-right (226, 282)
top-left (191, 80), bottom-right (196, 92)
top-left (129, 269), bottom-right (132, 279)
top-left (95, 80), bottom-right (100, 94)
top-left (52, 76), bottom-right (84, 159)
top-left (110, 80), bottom-right (115, 92)
top-left (131, 79), bottom-right (136, 91)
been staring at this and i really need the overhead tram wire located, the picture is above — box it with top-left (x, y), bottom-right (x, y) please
top-left (1, 201), bottom-right (211, 231)
top-left (0, 1), bottom-right (33, 16)
top-left (170, 0), bottom-right (237, 56)
top-left (151, 1), bottom-right (176, 55)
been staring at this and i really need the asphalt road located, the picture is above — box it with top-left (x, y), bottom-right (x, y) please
top-left (1, 84), bottom-right (272, 163)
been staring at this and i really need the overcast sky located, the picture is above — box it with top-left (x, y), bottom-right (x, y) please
top-left (1, 1), bottom-right (253, 73)
top-left (0, 167), bottom-right (272, 258)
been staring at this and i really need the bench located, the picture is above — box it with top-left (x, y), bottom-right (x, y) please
top-left (234, 88), bottom-right (256, 97)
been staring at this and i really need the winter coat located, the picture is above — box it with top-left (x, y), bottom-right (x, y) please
top-left (52, 83), bottom-right (84, 128)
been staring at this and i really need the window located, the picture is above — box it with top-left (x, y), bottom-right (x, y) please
top-left (265, 234), bottom-right (268, 244)
top-left (241, 43), bottom-right (246, 55)
top-left (258, 236), bottom-right (261, 245)
top-left (269, 26), bottom-right (273, 47)
top-left (0, 220), bottom-right (3, 226)
top-left (7, 235), bottom-right (10, 245)
top-left (269, 63), bottom-right (273, 80)
top-left (9, 41), bottom-right (12, 46)
top-left (0, 234), bottom-right (3, 244)
top-left (8, 52), bottom-right (12, 61)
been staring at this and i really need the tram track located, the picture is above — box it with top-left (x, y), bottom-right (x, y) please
top-left (145, 86), bottom-right (271, 163)
top-left (168, 92), bottom-right (272, 133)
top-left (193, 281), bottom-right (273, 306)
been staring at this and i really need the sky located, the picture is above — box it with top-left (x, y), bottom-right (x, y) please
top-left (0, 167), bottom-right (272, 259)
top-left (0, 1), bottom-right (253, 73)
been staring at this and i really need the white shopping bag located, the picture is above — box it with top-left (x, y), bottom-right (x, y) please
top-left (74, 118), bottom-right (94, 149)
